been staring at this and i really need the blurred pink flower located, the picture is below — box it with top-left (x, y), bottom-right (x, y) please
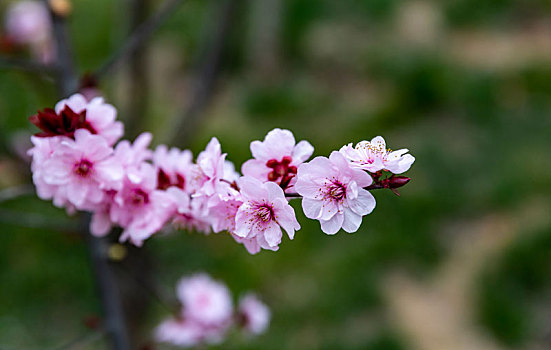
top-left (242, 128), bottom-right (314, 191)
top-left (238, 293), bottom-right (270, 336)
top-left (177, 274), bottom-right (233, 327)
top-left (234, 176), bottom-right (300, 252)
top-left (155, 318), bottom-right (202, 348)
top-left (339, 136), bottom-right (415, 174)
top-left (5, 1), bottom-right (50, 44)
top-left (4, 1), bottom-right (54, 63)
top-left (295, 151), bottom-right (376, 234)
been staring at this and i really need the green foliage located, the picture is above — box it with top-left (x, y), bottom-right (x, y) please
top-left (477, 227), bottom-right (551, 346)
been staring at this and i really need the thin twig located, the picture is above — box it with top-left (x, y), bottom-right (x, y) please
top-left (0, 56), bottom-right (56, 75)
top-left (169, 0), bottom-right (238, 148)
top-left (93, 0), bottom-right (187, 79)
top-left (0, 184), bottom-right (34, 203)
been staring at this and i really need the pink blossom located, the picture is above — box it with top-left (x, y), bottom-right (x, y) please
top-left (295, 151), bottom-right (376, 235)
top-left (112, 132), bottom-right (153, 170)
top-left (194, 137), bottom-right (226, 197)
top-left (234, 176), bottom-right (300, 252)
top-left (231, 235), bottom-right (262, 255)
top-left (167, 188), bottom-right (211, 234)
top-left (87, 133), bottom-right (154, 238)
top-left (90, 201), bottom-right (114, 237)
top-left (55, 94), bottom-right (124, 146)
top-left (37, 129), bottom-right (123, 210)
top-left (192, 138), bottom-right (240, 208)
top-left (238, 293), bottom-right (270, 336)
top-left (208, 195), bottom-right (243, 234)
top-left (111, 163), bottom-right (173, 246)
top-left (242, 128), bottom-right (314, 191)
top-left (155, 318), bottom-right (202, 348)
top-left (177, 274), bottom-right (233, 327)
top-left (4, 0), bottom-right (53, 63)
top-left (339, 136), bottom-right (415, 174)
top-left (153, 145), bottom-right (193, 191)
top-left (28, 135), bottom-right (63, 201)
top-left (5, 1), bottom-right (50, 44)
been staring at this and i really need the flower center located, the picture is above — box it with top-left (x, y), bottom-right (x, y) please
top-left (130, 188), bottom-right (149, 206)
top-left (266, 156), bottom-right (297, 190)
top-left (328, 181), bottom-right (346, 201)
top-left (74, 159), bottom-right (93, 177)
top-left (30, 105), bottom-right (96, 139)
top-left (157, 169), bottom-right (186, 190)
top-left (256, 205), bottom-right (274, 222)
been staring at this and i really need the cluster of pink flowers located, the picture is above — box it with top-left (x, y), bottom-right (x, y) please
top-left (155, 273), bottom-right (270, 347)
top-left (2, 1), bottom-right (54, 63)
top-left (28, 93), bottom-right (415, 252)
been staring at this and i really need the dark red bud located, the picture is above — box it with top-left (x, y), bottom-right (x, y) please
top-left (267, 171), bottom-right (279, 181)
top-left (388, 176), bottom-right (411, 189)
top-left (157, 169), bottom-right (172, 190)
top-left (288, 166), bottom-right (297, 174)
top-left (80, 72), bottom-right (98, 90)
top-left (266, 159), bottom-right (278, 168)
top-left (281, 156), bottom-right (292, 165)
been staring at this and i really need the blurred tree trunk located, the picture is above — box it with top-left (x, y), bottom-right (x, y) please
top-left (247, 0), bottom-right (282, 79)
top-left (119, 0), bottom-right (155, 348)
top-left (126, 0), bottom-right (151, 139)
top-left (170, 0), bottom-right (239, 148)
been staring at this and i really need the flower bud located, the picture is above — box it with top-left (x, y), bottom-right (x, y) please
top-left (388, 176), bottom-right (411, 189)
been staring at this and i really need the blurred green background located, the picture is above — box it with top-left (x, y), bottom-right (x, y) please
top-left (1, 0), bottom-right (551, 349)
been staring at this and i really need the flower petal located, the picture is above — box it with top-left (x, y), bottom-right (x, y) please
top-left (320, 213), bottom-right (344, 235)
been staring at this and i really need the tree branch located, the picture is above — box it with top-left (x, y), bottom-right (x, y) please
top-left (0, 184), bottom-right (34, 204)
top-left (93, 0), bottom-right (187, 79)
top-left (42, 2), bottom-right (132, 349)
top-left (44, 1), bottom-right (78, 96)
top-left (0, 208), bottom-right (78, 232)
top-left (84, 221), bottom-right (131, 350)
top-left (0, 56), bottom-right (56, 75)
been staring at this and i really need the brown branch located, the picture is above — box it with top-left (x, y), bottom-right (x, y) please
top-left (93, 0), bottom-right (187, 79)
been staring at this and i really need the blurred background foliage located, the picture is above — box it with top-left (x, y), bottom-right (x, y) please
top-left (1, 0), bottom-right (551, 349)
